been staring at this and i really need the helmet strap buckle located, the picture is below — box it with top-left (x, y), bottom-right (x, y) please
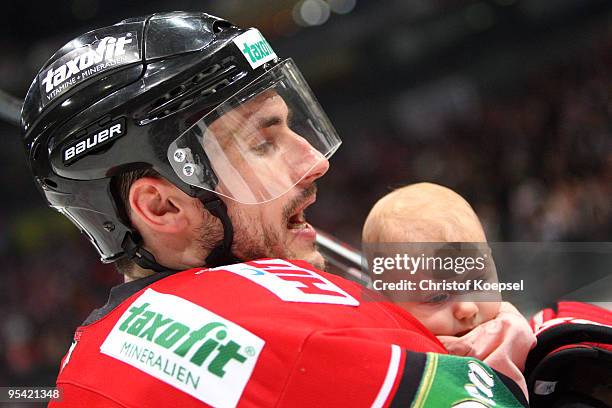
top-left (122, 232), bottom-right (173, 273)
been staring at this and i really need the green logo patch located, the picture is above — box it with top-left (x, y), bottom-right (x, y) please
top-left (100, 289), bottom-right (265, 408)
top-left (412, 354), bottom-right (524, 408)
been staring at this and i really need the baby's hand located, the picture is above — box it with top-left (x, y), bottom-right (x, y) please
top-left (437, 302), bottom-right (536, 399)
top-left (438, 302), bottom-right (536, 367)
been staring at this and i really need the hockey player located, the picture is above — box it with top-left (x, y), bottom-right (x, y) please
top-left (21, 12), bottom-right (528, 407)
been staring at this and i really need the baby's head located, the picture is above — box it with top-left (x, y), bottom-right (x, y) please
top-left (363, 182), bottom-right (487, 243)
top-left (363, 183), bottom-right (499, 336)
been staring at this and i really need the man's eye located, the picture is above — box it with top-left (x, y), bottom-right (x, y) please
top-left (251, 140), bottom-right (274, 155)
top-left (424, 292), bottom-right (451, 304)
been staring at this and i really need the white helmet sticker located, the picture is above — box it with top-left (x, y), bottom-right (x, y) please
top-left (233, 29), bottom-right (277, 69)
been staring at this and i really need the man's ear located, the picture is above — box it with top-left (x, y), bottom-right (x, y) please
top-left (128, 177), bottom-right (193, 234)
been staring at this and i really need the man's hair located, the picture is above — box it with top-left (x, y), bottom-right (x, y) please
top-left (111, 167), bottom-right (160, 275)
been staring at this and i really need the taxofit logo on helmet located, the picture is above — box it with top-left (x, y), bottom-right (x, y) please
top-left (38, 32), bottom-right (140, 106)
top-left (233, 29), bottom-right (277, 69)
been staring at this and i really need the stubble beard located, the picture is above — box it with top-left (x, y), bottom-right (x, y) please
top-left (197, 184), bottom-right (325, 269)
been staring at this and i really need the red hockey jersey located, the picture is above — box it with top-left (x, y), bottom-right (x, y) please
top-left (50, 259), bottom-right (526, 407)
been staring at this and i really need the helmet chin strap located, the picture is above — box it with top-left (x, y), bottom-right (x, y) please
top-left (123, 232), bottom-right (174, 273)
top-left (123, 193), bottom-right (242, 272)
top-left (200, 195), bottom-right (243, 267)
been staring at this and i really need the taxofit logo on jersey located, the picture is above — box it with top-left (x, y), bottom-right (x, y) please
top-left (207, 259), bottom-right (359, 306)
top-left (38, 32), bottom-right (140, 106)
top-left (62, 118), bottom-right (126, 164)
top-left (100, 289), bottom-right (264, 408)
top-left (233, 29), bottom-right (277, 69)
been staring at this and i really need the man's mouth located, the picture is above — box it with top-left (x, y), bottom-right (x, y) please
top-left (286, 196), bottom-right (316, 230)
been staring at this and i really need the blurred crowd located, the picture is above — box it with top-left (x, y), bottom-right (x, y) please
top-left (0, 231), bottom-right (119, 386)
top-left (315, 31), bottom-right (611, 246)
top-left (1, 17), bottom-right (611, 390)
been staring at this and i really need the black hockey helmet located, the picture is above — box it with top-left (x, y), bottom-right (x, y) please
top-left (21, 11), bottom-right (341, 268)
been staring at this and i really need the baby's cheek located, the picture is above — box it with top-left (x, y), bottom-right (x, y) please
top-left (479, 301), bottom-right (501, 323)
top-left (419, 309), bottom-right (456, 336)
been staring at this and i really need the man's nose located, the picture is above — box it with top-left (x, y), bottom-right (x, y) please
top-left (300, 153), bottom-right (329, 185)
top-left (292, 137), bottom-right (329, 185)
top-left (453, 301), bottom-right (479, 322)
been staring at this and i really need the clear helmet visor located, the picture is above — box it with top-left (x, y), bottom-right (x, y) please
top-left (168, 59), bottom-right (341, 204)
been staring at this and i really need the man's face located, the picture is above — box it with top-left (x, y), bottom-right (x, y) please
top-left (202, 90), bottom-right (330, 268)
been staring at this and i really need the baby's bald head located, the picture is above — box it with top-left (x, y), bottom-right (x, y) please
top-left (363, 183), bottom-right (487, 243)
top-left (363, 184), bottom-right (500, 336)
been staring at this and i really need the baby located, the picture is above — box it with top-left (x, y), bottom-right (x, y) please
top-left (362, 182), bottom-right (536, 399)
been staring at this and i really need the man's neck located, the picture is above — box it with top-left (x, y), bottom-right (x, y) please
top-left (124, 265), bottom-right (156, 282)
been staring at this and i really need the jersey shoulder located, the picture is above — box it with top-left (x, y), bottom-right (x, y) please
top-left (155, 258), bottom-right (363, 307)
